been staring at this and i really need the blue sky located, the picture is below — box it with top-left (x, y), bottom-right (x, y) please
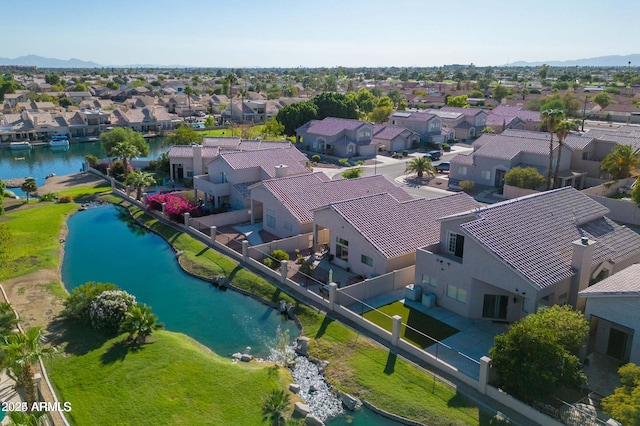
top-left (4, 0), bottom-right (639, 67)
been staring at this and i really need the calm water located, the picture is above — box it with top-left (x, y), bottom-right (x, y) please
top-left (61, 204), bottom-right (400, 425)
top-left (0, 138), bottom-right (167, 196)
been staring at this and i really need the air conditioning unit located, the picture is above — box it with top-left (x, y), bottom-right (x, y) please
top-left (421, 292), bottom-right (436, 308)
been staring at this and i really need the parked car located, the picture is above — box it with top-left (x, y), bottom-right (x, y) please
top-left (425, 150), bottom-right (442, 161)
top-left (435, 162), bottom-right (450, 173)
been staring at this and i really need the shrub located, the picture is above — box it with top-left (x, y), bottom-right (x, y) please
top-left (311, 154), bottom-right (321, 163)
top-left (263, 258), bottom-right (277, 269)
top-left (505, 167), bottom-right (545, 189)
top-left (58, 195), bottom-right (74, 203)
top-left (338, 158), bottom-right (350, 166)
top-left (63, 282), bottom-right (120, 323)
top-left (355, 160), bottom-right (364, 166)
top-left (40, 193), bottom-right (57, 202)
top-left (411, 141), bottom-right (420, 149)
top-left (459, 180), bottom-right (475, 192)
top-left (146, 193), bottom-right (203, 222)
top-left (271, 249), bottom-right (289, 262)
top-left (402, 150), bottom-right (409, 157)
top-left (89, 290), bottom-right (136, 334)
top-left (442, 143), bottom-right (451, 151)
top-left (85, 154), bottom-right (99, 167)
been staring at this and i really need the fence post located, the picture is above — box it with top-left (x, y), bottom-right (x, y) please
top-left (329, 282), bottom-right (338, 311)
top-left (242, 240), bottom-right (249, 262)
top-left (161, 202), bottom-right (167, 218)
top-left (184, 212), bottom-right (190, 229)
top-left (280, 260), bottom-right (288, 284)
top-left (110, 177), bottom-right (115, 191)
top-left (210, 226), bottom-right (217, 243)
top-left (142, 193), bottom-right (147, 208)
top-left (391, 315), bottom-right (402, 346)
top-left (478, 356), bottom-right (491, 395)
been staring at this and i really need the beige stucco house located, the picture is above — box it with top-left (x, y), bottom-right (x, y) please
top-left (414, 187), bottom-right (640, 322)
top-left (295, 117), bottom-right (377, 158)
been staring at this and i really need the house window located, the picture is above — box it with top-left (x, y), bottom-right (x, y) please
top-left (421, 274), bottom-right (437, 287)
top-left (283, 221), bottom-right (292, 231)
top-left (458, 166), bottom-right (467, 176)
top-left (336, 237), bottom-right (349, 260)
top-left (481, 170), bottom-right (491, 180)
top-left (187, 171), bottom-right (194, 178)
top-left (582, 152), bottom-right (591, 160)
top-left (447, 232), bottom-right (465, 258)
top-left (447, 284), bottom-right (466, 303)
top-left (266, 209), bottom-right (276, 229)
top-left (361, 255), bottom-right (373, 267)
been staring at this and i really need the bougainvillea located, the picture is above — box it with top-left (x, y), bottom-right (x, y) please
top-left (146, 193), bottom-right (204, 222)
top-left (89, 290), bottom-right (137, 334)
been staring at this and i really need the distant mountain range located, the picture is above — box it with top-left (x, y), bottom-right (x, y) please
top-left (509, 54), bottom-right (640, 67)
top-left (1, 53), bottom-right (639, 69)
top-left (0, 55), bottom-right (102, 68)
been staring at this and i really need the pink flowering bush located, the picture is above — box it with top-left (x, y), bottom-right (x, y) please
top-left (146, 193), bottom-right (203, 222)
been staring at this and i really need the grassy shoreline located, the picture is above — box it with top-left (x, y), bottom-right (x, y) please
top-left (2, 189), bottom-right (493, 425)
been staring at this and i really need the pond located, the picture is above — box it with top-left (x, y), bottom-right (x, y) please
top-left (61, 204), bottom-right (401, 425)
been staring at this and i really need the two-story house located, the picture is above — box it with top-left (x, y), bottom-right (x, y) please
top-left (433, 107), bottom-right (488, 141)
top-left (414, 187), bottom-right (640, 322)
top-left (295, 117), bottom-right (377, 158)
top-left (372, 124), bottom-right (421, 152)
top-left (388, 111), bottom-right (443, 143)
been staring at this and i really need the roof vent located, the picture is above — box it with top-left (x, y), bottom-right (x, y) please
top-left (581, 236), bottom-right (589, 246)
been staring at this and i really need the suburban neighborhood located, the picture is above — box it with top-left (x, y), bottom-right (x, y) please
top-left (2, 49), bottom-right (640, 426)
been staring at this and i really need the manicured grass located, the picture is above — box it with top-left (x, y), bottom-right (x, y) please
top-left (47, 325), bottom-right (293, 426)
top-left (200, 125), bottom-right (294, 142)
top-left (0, 201), bottom-right (77, 280)
top-left (55, 182), bottom-right (111, 200)
top-left (363, 301), bottom-right (458, 349)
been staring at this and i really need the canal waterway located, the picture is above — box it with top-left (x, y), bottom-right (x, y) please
top-left (0, 138), bottom-right (167, 196)
top-left (61, 204), bottom-right (400, 425)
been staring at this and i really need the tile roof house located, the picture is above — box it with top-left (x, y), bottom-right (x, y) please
top-left (250, 174), bottom-right (413, 239)
top-left (488, 105), bottom-right (541, 132)
top-left (579, 263), bottom-right (640, 364)
top-left (414, 187), bottom-right (640, 322)
top-left (372, 124), bottom-right (420, 152)
top-left (194, 146), bottom-right (310, 210)
top-left (313, 192), bottom-right (480, 276)
top-left (295, 117), bottom-right (377, 158)
top-left (449, 130), bottom-right (594, 190)
top-left (432, 107), bottom-right (488, 141)
top-left (388, 111), bottom-right (443, 143)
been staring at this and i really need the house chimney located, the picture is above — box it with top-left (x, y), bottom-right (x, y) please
top-left (570, 237), bottom-right (596, 310)
top-left (275, 164), bottom-right (289, 178)
top-left (193, 144), bottom-right (203, 176)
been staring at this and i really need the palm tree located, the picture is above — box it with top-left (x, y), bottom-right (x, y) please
top-left (0, 302), bottom-right (19, 337)
top-left (600, 144), bottom-right (640, 180)
top-left (404, 157), bottom-right (436, 179)
top-left (261, 389), bottom-right (290, 426)
top-left (225, 73), bottom-right (238, 123)
top-left (2, 327), bottom-right (55, 407)
top-left (184, 85), bottom-right (194, 118)
top-left (552, 120), bottom-right (578, 188)
top-left (20, 178), bottom-right (37, 203)
top-left (121, 304), bottom-right (162, 344)
top-left (110, 141), bottom-right (141, 179)
top-left (125, 170), bottom-right (157, 201)
top-left (7, 409), bottom-right (47, 425)
top-left (541, 108), bottom-right (565, 190)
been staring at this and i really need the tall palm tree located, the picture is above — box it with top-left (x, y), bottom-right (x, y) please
top-left (552, 120), bottom-right (578, 188)
top-left (404, 157), bottom-right (436, 179)
top-left (600, 144), bottom-right (640, 180)
top-left (121, 304), bottom-right (162, 344)
top-left (184, 85), bottom-right (194, 118)
top-left (2, 327), bottom-right (55, 407)
top-left (261, 389), bottom-right (290, 426)
top-left (541, 108), bottom-right (565, 190)
top-left (125, 170), bottom-right (157, 201)
top-left (225, 73), bottom-right (238, 123)
top-left (110, 141), bottom-right (141, 179)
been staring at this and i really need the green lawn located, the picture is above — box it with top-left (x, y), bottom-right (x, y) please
top-left (46, 326), bottom-right (292, 426)
top-left (6, 194), bottom-right (496, 426)
top-left (0, 200), bottom-right (77, 280)
top-left (200, 125), bottom-right (294, 142)
top-left (363, 301), bottom-right (459, 348)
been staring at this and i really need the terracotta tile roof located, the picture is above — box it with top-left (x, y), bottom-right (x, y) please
top-left (450, 187), bottom-right (640, 289)
top-left (390, 111), bottom-right (437, 121)
top-left (579, 264), bottom-right (640, 297)
top-left (168, 145), bottom-right (220, 158)
top-left (373, 124), bottom-right (416, 140)
top-left (500, 129), bottom-right (594, 151)
top-left (490, 105), bottom-right (541, 122)
top-left (220, 148), bottom-right (311, 176)
top-left (450, 153), bottom-right (475, 165)
top-left (296, 117), bottom-right (369, 136)
top-left (441, 106), bottom-right (487, 117)
top-left (256, 173), bottom-right (412, 224)
top-left (325, 192), bottom-right (480, 258)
